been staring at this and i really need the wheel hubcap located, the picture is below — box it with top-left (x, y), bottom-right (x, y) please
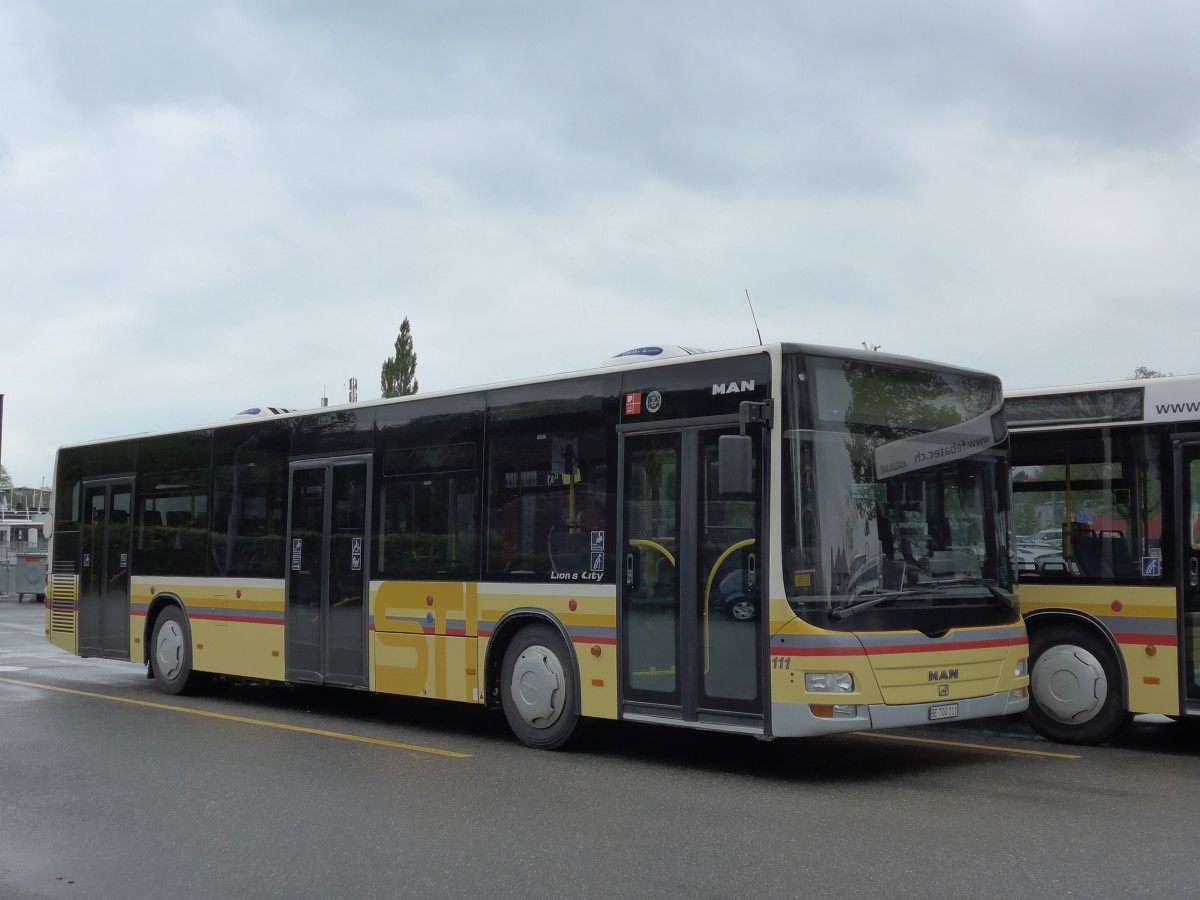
top-left (155, 621), bottom-right (185, 681)
top-left (730, 600), bottom-right (755, 620)
top-left (1031, 643), bottom-right (1107, 724)
top-left (509, 645), bottom-right (565, 730)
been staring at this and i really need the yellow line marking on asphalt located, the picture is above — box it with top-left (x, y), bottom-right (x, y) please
top-left (854, 729), bottom-right (1081, 759)
top-left (0, 677), bottom-right (472, 758)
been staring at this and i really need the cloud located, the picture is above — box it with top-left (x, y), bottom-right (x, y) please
top-left (2, 1), bottom-right (1199, 487)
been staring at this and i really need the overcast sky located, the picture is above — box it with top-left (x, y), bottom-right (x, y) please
top-left (2, 1), bottom-right (1198, 489)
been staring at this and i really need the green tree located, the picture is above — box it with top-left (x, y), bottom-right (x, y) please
top-left (1129, 366), bottom-right (1172, 379)
top-left (380, 318), bottom-right (419, 398)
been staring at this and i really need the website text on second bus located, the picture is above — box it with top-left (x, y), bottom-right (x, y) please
top-left (43, 343), bottom-right (1028, 750)
top-left (1009, 373), bottom-right (1200, 744)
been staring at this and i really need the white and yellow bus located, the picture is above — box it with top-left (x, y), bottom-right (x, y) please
top-left (44, 343), bottom-right (1027, 749)
top-left (1009, 373), bottom-right (1200, 743)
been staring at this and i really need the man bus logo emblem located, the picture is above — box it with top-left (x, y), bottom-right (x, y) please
top-left (713, 380), bottom-right (755, 395)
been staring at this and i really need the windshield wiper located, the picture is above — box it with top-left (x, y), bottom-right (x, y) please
top-left (922, 578), bottom-right (1016, 609)
top-left (829, 580), bottom-right (1015, 623)
top-left (829, 590), bottom-right (910, 622)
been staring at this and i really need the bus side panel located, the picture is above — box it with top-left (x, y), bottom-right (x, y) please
top-left (373, 580), bottom-right (479, 702)
top-left (477, 584), bottom-right (618, 721)
top-left (131, 578), bottom-right (286, 681)
top-left (373, 632), bottom-right (479, 701)
top-left (1021, 583), bottom-right (1180, 716)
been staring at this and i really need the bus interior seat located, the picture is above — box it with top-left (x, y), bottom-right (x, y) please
top-left (1101, 531), bottom-right (1134, 577)
top-left (1071, 530), bottom-right (1103, 577)
top-left (1072, 529), bottom-right (1134, 578)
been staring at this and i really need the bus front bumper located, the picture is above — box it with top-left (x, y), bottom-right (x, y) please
top-left (770, 688), bottom-right (1029, 738)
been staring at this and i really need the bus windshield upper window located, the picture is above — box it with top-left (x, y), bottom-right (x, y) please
top-left (781, 353), bottom-right (1014, 632)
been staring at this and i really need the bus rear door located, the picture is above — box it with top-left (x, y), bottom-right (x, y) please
top-left (78, 479), bottom-right (133, 659)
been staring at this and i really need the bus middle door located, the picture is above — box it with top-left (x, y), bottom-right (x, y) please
top-left (619, 425), bottom-right (765, 730)
top-left (286, 458), bottom-right (371, 688)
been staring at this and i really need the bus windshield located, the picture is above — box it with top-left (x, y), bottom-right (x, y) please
top-left (781, 353), bottom-right (1015, 633)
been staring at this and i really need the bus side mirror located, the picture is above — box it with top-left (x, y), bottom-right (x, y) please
top-left (718, 435), bottom-right (753, 495)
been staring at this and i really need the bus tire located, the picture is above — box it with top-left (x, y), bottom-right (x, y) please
top-left (149, 606), bottom-right (198, 696)
top-left (1027, 624), bottom-right (1130, 745)
top-left (500, 624), bottom-right (580, 750)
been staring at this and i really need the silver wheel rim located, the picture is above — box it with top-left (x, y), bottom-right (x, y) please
top-left (155, 620), bottom-right (186, 682)
top-left (730, 600), bottom-right (756, 620)
top-left (509, 644), bottom-right (566, 730)
top-left (1031, 643), bottom-right (1108, 725)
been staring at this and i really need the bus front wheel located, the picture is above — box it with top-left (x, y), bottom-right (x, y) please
top-left (1027, 624), bottom-right (1130, 745)
top-left (500, 624), bottom-right (580, 750)
top-left (149, 606), bottom-right (198, 696)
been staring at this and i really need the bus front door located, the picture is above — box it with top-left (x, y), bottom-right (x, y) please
top-left (286, 458), bottom-right (370, 688)
top-left (78, 480), bottom-right (133, 659)
top-left (1179, 440), bottom-right (1200, 705)
top-left (620, 427), bottom-right (765, 730)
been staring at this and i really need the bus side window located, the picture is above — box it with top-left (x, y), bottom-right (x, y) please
top-left (486, 426), bottom-right (609, 582)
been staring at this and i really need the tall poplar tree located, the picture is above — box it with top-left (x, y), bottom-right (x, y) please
top-left (380, 318), bottom-right (419, 398)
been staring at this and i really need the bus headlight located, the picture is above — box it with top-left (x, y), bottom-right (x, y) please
top-left (805, 672), bottom-right (854, 693)
top-left (1015, 657), bottom-right (1028, 678)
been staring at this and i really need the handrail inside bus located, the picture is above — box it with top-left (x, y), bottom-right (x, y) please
top-left (704, 538), bottom-right (756, 673)
top-left (629, 539), bottom-right (676, 566)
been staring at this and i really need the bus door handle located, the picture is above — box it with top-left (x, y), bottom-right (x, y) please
top-left (1190, 558), bottom-right (1198, 588)
top-left (746, 552), bottom-right (757, 589)
top-left (625, 552), bottom-right (637, 590)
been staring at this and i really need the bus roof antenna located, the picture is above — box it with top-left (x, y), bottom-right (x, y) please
top-left (744, 289), bottom-right (763, 346)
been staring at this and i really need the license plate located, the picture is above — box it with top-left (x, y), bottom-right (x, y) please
top-left (929, 703), bottom-right (959, 721)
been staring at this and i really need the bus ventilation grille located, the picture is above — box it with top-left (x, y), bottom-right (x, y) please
top-left (47, 573), bottom-right (78, 634)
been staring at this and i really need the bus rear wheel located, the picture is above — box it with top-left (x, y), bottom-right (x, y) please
top-left (149, 606), bottom-right (199, 696)
top-left (1027, 624), bottom-right (1130, 745)
top-left (500, 624), bottom-right (580, 750)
